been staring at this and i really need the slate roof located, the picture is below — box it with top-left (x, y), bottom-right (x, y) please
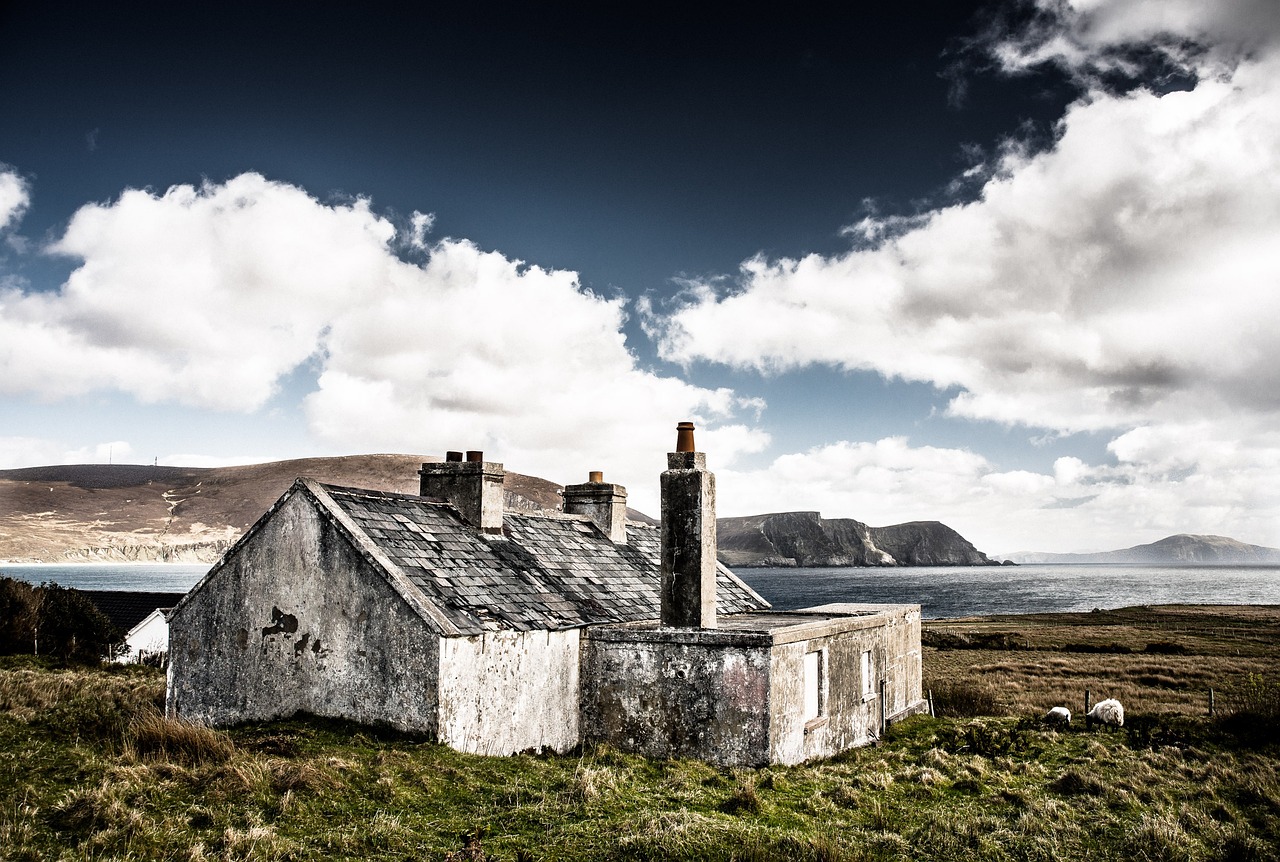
top-left (81, 591), bottom-right (183, 633)
top-left (305, 480), bottom-right (769, 637)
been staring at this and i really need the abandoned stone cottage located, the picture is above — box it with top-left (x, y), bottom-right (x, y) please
top-left (166, 424), bottom-right (925, 766)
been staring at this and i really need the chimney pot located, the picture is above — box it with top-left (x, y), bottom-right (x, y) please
top-left (465, 450), bottom-right (484, 462)
top-left (446, 451), bottom-right (463, 463)
top-left (675, 421), bottom-right (696, 453)
top-left (588, 470), bottom-right (604, 483)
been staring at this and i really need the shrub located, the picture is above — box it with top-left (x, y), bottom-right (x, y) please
top-left (0, 578), bottom-right (39, 654)
top-left (0, 579), bottom-right (124, 662)
top-left (927, 679), bottom-right (1005, 717)
top-left (35, 583), bottom-right (124, 662)
top-left (125, 708), bottom-right (235, 765)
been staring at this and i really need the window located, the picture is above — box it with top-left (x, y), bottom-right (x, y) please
top-left (861, 649), bottom-right (874, 699)
top-left (803, 648), bottom-right (826, 723)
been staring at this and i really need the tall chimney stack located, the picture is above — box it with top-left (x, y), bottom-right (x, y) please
top-left (419, 452), bottom-right (505, 533)
top-left (660, 421), bottom-right (716, 628)
top-left (563, 471), bottom-right (628, 543)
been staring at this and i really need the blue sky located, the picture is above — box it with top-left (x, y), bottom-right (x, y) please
top-left (2, 1), bottom-right (1279, 554)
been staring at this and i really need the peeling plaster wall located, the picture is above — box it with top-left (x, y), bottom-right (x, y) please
top-left (437, 628), bottom-right (580, 755)
top-left (166, 492), bottom-right (441, 732)
top-left (768, 607), bottom-right (925, 765)
top-left (581, 630), bottom-right (773, 767)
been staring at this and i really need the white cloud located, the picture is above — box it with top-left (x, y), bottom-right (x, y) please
top-left (718, 426), bottom-right (1280, 555)
top-left (62, 440), bottom-right (134, 465)
top-left (303, 237), bottom-right (768, 511)
top-left (0, 172), bottom-right (762, 514)
top-left (0, 168), bottom-right (29, 234)
top-left (0, 436), bottom-right (62, 470)
top-left (989, 0), bottom-right (1280, 81)
top-left (655, 54), bottom-right (1280, 435)
top-left (2, 173), bottom-right (398, 409)
top-left (408, 211), bottom-right (435, 250)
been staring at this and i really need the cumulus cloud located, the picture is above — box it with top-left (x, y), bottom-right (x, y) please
top-left (987, 0), bottom-right (1280, 82)
top-left (0, 172), bottom-right (763, 511)
top-left (656, 57), bottom-right (1280, 434)
top-left (718, 426), bottom-right (1280, 555)
top-left (0, 168), bottom-right (29, 234)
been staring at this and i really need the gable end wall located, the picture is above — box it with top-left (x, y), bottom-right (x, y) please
top-left (166, 491), bottom-right (441, 732)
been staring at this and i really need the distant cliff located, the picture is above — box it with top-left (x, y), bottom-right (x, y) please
top-left (717, 511), bottom-right (997, 568)
top-left (1006, 534), bottom-right (1280, 565)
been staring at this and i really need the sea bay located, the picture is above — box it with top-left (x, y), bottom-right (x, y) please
top-left (3, 561), bottom-right (1278, 619)
top-left (737, 563), bottom-right (1280, 618)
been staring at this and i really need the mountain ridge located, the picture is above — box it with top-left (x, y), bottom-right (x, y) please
top-left (0, 455), bottom-right (576, 563)
top-left (1004, 534), bottom-right (1280, 565)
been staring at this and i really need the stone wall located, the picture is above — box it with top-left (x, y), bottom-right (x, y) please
top-left (581, 626), bottom-right (773, 767)
top-left (581, 606), bottom-right (926, 767)
top-left (167, 490), bottom-right (442, 732)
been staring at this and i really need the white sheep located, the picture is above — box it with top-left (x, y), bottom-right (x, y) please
top-left (1087, 698), bottom-right (1124, 727)
top-left (1044, 706), bottom-right (1072, 726)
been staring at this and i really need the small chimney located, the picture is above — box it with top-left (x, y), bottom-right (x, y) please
top-left (563, 471), bottom-right (628, 544)
top-left (419, 451), bottom-right (505, 533)
top-left (660, 421), bottom-right (716, 628)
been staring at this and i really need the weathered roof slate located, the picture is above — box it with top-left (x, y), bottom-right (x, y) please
top-left (312, 481), bottom-right (768, 636)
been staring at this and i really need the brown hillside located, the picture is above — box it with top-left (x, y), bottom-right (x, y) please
top-left (0, 455), bottom-right (586, 563)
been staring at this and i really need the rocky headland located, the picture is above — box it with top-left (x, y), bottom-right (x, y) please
top-left (716, 511), bottom-right (997, 567)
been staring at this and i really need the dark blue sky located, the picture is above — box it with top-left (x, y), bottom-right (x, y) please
top-left (1, 1), bottom-right (1071, 301)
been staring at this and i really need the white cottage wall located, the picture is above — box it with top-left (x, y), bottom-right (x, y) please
top-left (167, 490), bottom-right (442, 732)
top-left (436, 628), bottom-right (581, 755)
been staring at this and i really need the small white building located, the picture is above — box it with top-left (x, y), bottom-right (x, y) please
top-left (122, 607), bottom-right (171, 665)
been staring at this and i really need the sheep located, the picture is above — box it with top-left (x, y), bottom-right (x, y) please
top-left (1043, 706), bottom-right (1072, 726)
top-left (1086, 698), bottom-right (1124, 727)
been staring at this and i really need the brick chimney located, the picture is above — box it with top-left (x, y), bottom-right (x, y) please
top-left (563, 471), bottom-right (628, 543)
top-left (660, 421), bottom-right (716, 628)
top-left (419, 450), bottom-right (505, 534)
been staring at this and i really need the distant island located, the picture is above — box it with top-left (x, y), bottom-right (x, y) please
top-left (1004, 534), bottom-right (1280, 565)
top-left (717, 511), bottom-right (998, 568)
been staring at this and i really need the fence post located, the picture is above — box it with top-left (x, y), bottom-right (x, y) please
top-left (1209, 688), bottom-right (1215, 717)
top-left (1085, 689), bottom-right (1092, 729)
top-left (928, 688), bottom-right (935, 718)
top-left (880, 679), bottom-right (888, 733)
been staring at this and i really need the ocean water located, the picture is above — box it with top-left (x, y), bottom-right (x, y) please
top-left (735, 564), bottom-right (1280, 618)
top-left (3, 562), bottom-right (1277, 619)
top-left (1, 563), bottom-right (209, 593)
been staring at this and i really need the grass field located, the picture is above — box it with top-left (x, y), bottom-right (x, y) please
top-left (1, 605), bottom-right (1277, 861)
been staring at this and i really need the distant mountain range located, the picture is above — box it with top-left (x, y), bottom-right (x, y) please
top-left (1005, 534), bottom-right (1280, 565)
top-left (717, 511), bottom-right (998, 568)
top-left (0, 455), bottom-right (571, 564)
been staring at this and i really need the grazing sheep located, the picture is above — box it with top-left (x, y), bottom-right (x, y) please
top-left (1087, 698), bottom-right (1124, 727)
top-left (1044, 706), bottom-right (1072, 726)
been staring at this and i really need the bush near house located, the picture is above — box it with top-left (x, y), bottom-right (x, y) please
top-left (0, 577), bottom-right (124, 662)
